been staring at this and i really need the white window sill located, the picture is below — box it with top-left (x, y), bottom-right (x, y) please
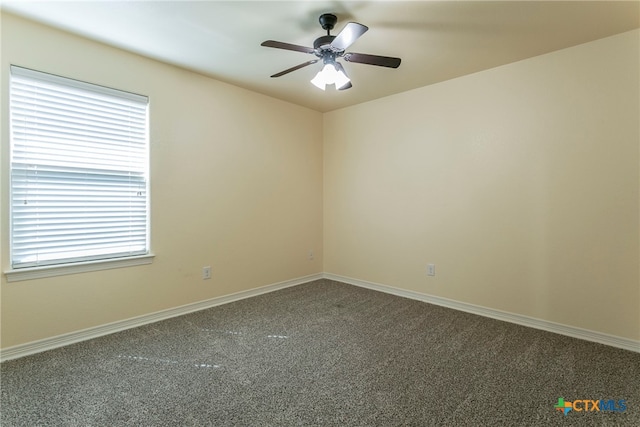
top-left (4, 254), bottom-right (155, 282)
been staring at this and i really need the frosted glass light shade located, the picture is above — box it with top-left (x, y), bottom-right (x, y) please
top-left (310, 63), bottom-right (350, 90)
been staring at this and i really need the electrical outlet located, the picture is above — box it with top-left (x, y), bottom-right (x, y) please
top-left (202, 266), bottom-right (212, 280)
top-left (308, 250), bottom-right (314, 261)
top-left (427, 264), bottom-right (436, 277)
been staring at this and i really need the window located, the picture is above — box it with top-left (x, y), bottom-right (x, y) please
top-left (8, 66), bottom-right (150, 275)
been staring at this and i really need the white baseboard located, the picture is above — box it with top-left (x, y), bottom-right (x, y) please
top-left (323, 273), bottom-right (640, 353)
top-left (0, 273), bottom-right (323, 362)
top-left (3, 272), bottom-right (637, 361)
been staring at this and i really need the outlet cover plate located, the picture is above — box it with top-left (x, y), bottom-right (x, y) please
top-left (427, 264), bottom-right (436, 276)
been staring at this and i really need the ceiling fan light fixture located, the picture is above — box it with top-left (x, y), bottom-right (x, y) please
top-left (310, 67), bottom-right (328, 90)
top-left (310, 62), bottom-right (350, 91)
top-left (334, 66), bottom-right (350, 89)
top-left (334, 65), bottom-right (350, 89)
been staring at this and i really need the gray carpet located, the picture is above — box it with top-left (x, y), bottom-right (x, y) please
top-left (1, 279), bottom-right (639, 426)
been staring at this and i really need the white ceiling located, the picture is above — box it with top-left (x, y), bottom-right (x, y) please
top-left (2, 1), bottom-right (639, 112)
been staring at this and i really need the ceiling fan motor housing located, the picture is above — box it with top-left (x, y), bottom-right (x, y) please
top-left (313, 35), bottom-right (336, 50)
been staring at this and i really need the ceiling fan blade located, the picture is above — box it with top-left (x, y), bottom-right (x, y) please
top-left (270, 60), bottom-right (318, 78)
top-left (343, 52), bottom-right (401, 68)
top-left (330, 22), bottom-right (368, 51)
top-left (261, 40), bottom-right (315, 54)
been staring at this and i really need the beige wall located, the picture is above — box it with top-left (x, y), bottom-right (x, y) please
top-left (0, 14), bottom-right (324, 348)
top-left (324, 29), bottom-right (640, 341)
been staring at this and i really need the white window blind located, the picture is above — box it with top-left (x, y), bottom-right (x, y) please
top-left (9, 66), bottom-right (149, 269)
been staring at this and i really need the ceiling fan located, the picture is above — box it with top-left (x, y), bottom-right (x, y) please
top-left (261, 13), bottom-right (401, 91)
